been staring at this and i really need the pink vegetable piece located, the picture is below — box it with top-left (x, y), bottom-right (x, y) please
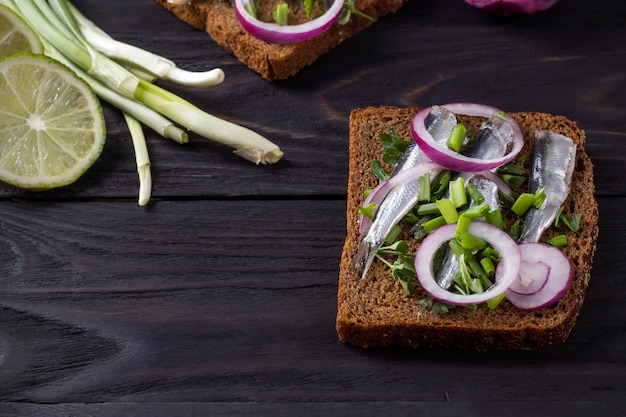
top-left (464, 0), bottom-right (560, 15)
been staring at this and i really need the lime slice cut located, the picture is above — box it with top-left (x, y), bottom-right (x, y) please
top-left (0, 53), bottom-right (106, 190)
top-left (0, 4), bottom-right (44, 57)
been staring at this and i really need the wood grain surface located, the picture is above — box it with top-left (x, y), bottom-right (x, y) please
top-left (0, 0), bottom-right (625, 415)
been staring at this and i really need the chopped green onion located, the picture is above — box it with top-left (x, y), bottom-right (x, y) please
top-left (486, 292), bottom-right (506, 310)
top-left (244, 1), bottom-right (258, 17)
top-left (358, 203), bottom-right (377, 220)
top-left (448, 238), bottom-right (465, 257)
top-left (436, 199), bottom-right (459, 224)
top-left (466, 182), bottom-right (485, 204)
top-left (533, 187), bottom-right (546, 209)
top-left (449, 177), bottom-right (467, 208)
top-left (511, 192), bottom-right (537, 216)
top-left (303, 0), bottom-right (315, 16)
top-left (449, 239), bottom-right (489, 285)
top-left (548, 234), bottom-right (568, 247)
top-left (448, 123), bottom-right (467, 152)
top-left (417, 202), bottom-right (440, 216)
top-left (462, 202), bottom-right (490, 219)
top-left (272, 2), bottom-right (289, 25)
top-left (423, 216), bottom-right (447, 233)
top-left (485, 209), bottom-right (505, 230)
top-left (385, 225), bottom-right (402, 245)
top-left (459, 233), bottom-right (488, 251)
top-left (481, 247), bottom-right (501, 262)
top-left (455, 214), bottom-right (472, 239)
top-left (419, 173), bottom-right (431, 202)
top-left (480, 256), bottom-right (495, 277)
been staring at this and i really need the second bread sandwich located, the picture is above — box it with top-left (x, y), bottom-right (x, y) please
top-left (336, 105), bottom-right (599, 351)
top-left (154, 0), bottom-right (408, 80)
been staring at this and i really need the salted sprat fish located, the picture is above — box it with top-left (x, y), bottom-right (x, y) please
top-left (517, 130), bottom-right (577, 243)
top-left (352, 106), bottom-right (457, 278)
top-left (435, 115), bottom-right (516, 290)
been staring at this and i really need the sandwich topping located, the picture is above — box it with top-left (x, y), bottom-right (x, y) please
top-left (232, 0), bottom-right (373, 44)
top-left (354, 103), bottom-right (579, 313)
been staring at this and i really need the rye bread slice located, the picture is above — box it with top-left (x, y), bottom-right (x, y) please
top-left (336, 106), bottom-right (599, 351)
top-left (154, 0), bottom-right (408, 80)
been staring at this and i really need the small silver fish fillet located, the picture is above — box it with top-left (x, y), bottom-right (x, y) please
top-left (352, 106), bottom-right (457, 278)
top-left (517, 130), bottom-right (577, 243)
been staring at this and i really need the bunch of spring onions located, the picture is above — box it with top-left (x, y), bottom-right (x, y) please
top-left (1, 0), bottom-right (284, 205)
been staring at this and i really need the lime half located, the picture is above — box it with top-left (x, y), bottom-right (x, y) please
top-left (0, 53), bottom-right (106, 190)
top-left (0, 4), bottom-right (44, 57)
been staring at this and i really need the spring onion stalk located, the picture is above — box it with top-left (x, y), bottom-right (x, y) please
top-left (45, 44), bottom-right (165, 202)
top-left (135, 80), bottom-right (283, 164)
top-left (44, 42), bottom-right (188, 143)
top-left (10, 0), bottom-right (140, 97)
top-left (24, 18), bottom-right (176, 202)
top-left (124, 113), bottom-right (153, 206)
top-left (65, 1), bottom-right (225, 87)
top-left (1, 0), bottom-right (284, 166)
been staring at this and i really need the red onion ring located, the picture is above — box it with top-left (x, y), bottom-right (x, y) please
top-left (233, 0), bottom-right (345, 44)
top-left (508, 259), bottom-right (549, 295)
top-left (505, 243), bottom-right (573, 310)
top-left (411, 103), bottom-right (524, 173)
top-left (415, 222), bottom-right (521, 306)
top-left (359, 162), bottom-right (443, 235)
top-left (464, 0), bottom-right (560, 16)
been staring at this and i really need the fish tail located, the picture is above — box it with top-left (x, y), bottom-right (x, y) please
top-left (351, 238), bottom-right (383, 279)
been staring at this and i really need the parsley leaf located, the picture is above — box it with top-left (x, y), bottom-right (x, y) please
top-left (378, 129), bottom-right (409, 165)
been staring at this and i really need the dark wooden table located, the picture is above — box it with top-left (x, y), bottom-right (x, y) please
top-left (1, 0), bottom-right (625, 415)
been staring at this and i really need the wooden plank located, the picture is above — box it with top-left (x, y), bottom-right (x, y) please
top-left (1, 401), bottom-right (624, 417)
top-left (0, 0), bottom-right (623, 200)
top-left (0, 197), bottom-right (621, 403)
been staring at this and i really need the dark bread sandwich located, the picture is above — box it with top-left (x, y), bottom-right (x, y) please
top-left (336, 106), bottom-right (599, 350)
top-left (154, 0), bottom-right (408, 80)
